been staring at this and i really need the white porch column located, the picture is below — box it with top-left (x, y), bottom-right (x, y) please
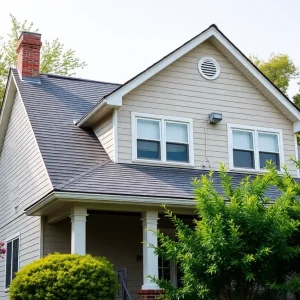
top-left (141, 211), bottom-right (159, 290)
top-left (70, 206), bottom-right (88, 255)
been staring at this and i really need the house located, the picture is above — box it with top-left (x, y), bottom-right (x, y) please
top-left (0, 25), bottom-right (300, 300)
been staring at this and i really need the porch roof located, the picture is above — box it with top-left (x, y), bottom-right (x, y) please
top-left (54, 160), bottom-right (284, 200)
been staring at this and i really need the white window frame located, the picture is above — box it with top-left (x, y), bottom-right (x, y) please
top-left (132, 112), bottom-right (194, 167)
top-left (227, 123), bottom-right (284, 172)
top-left (4, 232), bottom-right (20, 292)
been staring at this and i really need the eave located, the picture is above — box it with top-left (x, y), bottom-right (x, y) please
top-left (0, 69), bottom-right (18, 153)
top-left (25, 190), bottom-right (196, 217)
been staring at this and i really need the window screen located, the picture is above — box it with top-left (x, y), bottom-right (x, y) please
top-left (166, 122), bottom-right (189, 162)
top-left (232, 130), bottom-right (254, 169)
top-left (258, 133), bottom-right (280, 170)
top-left (137, 119), bottom-right (161, 160)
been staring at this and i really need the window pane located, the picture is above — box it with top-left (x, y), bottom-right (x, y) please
top-left (12, 239), bottom-right (19, 280)
top-left (233, 149), bottom-right (254, 169)
top-left (137, 140), bottom-right (160, 160)
top-left (137, 119), bottom-right (160, 140)
top-left (258, 133), bottom-right (279, 153)
top-left (233, 130), bottom-right (253, 150)
top-left (166, 143), bottom-right (188, 162)
top-left (5, 241), bottom-right (12, 288)
top-left (166, 122), bottom-right (188, 143)
top-left (259, 152), bottom-right (280, 170)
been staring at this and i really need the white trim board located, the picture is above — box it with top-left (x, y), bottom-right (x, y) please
top-left (113, 109), bottom-right (118, 163)
top-left (0, 72), bottom-right (17, 154)
top-left (25, 191), bottom-right (196, 216)
top-left (294, 134), bottom-right (300, 178)
top-left (131, 112), bottom-right (194, 167)
top-left (4, 232), bottom-right (20, 292)
top-left (77, 25), bottom-right (300, 127)
top-left (227, 123), bottom-right (284, 173)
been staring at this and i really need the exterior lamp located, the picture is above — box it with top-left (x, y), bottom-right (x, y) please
top-left (208, 112), bottom-right (223, 124)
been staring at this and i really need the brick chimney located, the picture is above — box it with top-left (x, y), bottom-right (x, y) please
top-left (17, 32), bottom-right (42, 81)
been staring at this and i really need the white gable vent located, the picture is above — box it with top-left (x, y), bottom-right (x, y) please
top-left (198, 57), bottom-right (220, 80)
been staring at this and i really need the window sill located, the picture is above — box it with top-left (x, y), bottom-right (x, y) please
top-left (229, 167), bottom-right (282, 174)
top-left (132, 159), bottom-right (195, 169)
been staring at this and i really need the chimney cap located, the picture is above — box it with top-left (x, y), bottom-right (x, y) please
top-left (18, 31), bottom-right (41, 41)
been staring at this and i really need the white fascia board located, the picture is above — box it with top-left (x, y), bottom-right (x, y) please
top-left (293, 121), bottom-right (300, 133)
top-left (76, 96), bottom-right (122, 127)
top-left (0, 72), bottom-right (17, 154)
top-left (105, 30), bottom-right (213, 99)
top-left (78, 28), bottom-right (215, 127)
top-left (77, 26), bottom-right (300, 126)
top-left (25, 191), bottom-right (195, 216)
top-left (211, 29), bottom-right (300, 122)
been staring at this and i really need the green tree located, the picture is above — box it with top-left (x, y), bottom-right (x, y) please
top-left (0, 14), bottom-right (87, 101)
top-left (150, 164), bottom-right (300, 300)
top-left (293, 84), bottom-right (300, 109)
top-left (250, 54), bottom-right (299, 95)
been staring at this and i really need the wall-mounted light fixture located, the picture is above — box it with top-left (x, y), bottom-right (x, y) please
top-left (208, 112), bottom-right (223, 124)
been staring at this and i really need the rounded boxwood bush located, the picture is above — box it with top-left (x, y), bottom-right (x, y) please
top-left (9, 253), bottom-right (118, 300)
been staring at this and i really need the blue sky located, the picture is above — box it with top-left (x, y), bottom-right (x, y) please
top-left (0, 0), bottom-right (299, 97)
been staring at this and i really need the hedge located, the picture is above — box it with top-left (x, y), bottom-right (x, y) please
top-left (9, 253), bottom-right (118, 300)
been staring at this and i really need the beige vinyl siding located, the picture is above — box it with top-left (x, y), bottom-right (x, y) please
top-left (43, 218), bottom-right (71, 255)
top-left (117, 41), bottom-right (297, 176)
top-left (94, 112), bottom-right (114, 161)
top-left (0, 92), bottom-right (52, 299)
top-left (43, 214), bottom-right (143, 300)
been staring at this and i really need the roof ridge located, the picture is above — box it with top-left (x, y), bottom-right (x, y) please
top-left (55, 159), bottom-right (112, 190)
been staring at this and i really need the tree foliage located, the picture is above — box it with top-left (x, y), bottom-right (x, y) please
top-left (0, 14), bottom-right (87, 101)
top-left (293, 86), bottom-right (300, 109)
top-left (9, 254), bottom-right (118, 300)
top-left (150, 163), bottom-right (300, 300)
top-left (250, 54), bottom-right (299, 95)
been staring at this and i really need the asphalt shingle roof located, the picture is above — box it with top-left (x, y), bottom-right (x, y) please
top-left (56, 162), bottom-right (282, 200)
top-left (12, 69), bottom-right (296, 201)
top-left (13, 69), bottom-right (120, 187)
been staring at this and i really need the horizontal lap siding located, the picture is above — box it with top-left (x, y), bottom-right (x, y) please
top-left (0, 93), bottom-right (52, 299)
top-left (43, 218), bottom-right (71, 255)
top-left (86, 215), bottom-right (142, 300)
top-left (94, 113), bottom-right (114, 161)
top-left (43, 214), bottom-right (143, 300)
top-left (118, 41), bottom-right (297, 176)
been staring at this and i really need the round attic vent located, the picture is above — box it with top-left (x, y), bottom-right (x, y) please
top-left (198, 57), bottom-right (220, 80)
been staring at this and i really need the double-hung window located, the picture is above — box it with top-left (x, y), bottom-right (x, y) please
top-left (5, 234), bottom-right (20, 289)
top-left (228, 124), bottom-right (283, 171)
top-left (137, 118), bottom-right (161, 160)
top-left (133, 113), bottom-right (194, 165)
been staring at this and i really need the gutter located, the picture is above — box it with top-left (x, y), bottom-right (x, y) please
top-left (75, 100), bottom-right (108, 127)
top-left (25, 190), bottom-right (196, 216)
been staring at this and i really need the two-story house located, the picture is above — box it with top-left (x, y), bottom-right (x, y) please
top-left (1, 25), bottom-right (300, 300)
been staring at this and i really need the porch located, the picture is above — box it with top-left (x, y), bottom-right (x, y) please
top-left (42, 207), bottom-right (194, 300)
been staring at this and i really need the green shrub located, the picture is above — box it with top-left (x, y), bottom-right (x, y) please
top-left (9, 253), bottom-right (118, 300)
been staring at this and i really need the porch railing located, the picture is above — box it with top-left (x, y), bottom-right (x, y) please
top-left (117, 269), bottom-right (132, 300)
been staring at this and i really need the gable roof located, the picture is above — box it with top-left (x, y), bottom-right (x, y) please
top-left (76, 24), bottom-right (300, 128)
top-left (12, 69), bottom-right (120, 187)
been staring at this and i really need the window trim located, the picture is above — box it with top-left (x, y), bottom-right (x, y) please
top-left (4, 232), bottom-right (20, 292)
top-left (132, 112), bottom-right (194, 167)
top-left (227, 123), bottom-right (284, 172)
